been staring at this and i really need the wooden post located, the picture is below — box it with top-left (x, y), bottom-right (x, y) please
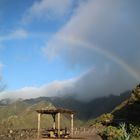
top-left (37, 113), bottom-right (41, 139)
top-left (53, 121), bottom-right (56, 129)
top-left (71, 114), bottom-right (74, 137)
top-left (57, 113), bottom-right (61, 137)
top-left (52, 114), bottom-right (56, 129)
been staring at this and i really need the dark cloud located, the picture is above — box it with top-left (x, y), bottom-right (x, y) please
top-left (42, 0), bottom-right (140, 100)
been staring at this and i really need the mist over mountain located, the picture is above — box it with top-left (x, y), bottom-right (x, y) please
top-left (0, 90), bottom-right (130, 121)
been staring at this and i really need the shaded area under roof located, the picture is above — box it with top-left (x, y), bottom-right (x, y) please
top-left (36, 108), bottom-right (75, 115)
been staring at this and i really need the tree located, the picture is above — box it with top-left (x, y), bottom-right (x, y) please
top-left (0, 76), bottom-right (6, 92)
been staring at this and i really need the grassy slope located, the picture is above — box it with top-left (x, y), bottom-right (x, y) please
top-left (0, 100), bottom-right (71, 129)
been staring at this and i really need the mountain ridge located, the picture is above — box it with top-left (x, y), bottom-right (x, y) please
top-left (0, 90), bottom-right (131, 121)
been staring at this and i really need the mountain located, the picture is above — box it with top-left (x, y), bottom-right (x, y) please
top-left (112, 84), bottom-right (140, 125)
top-left (0, 90), bottom-right (131, 129)
top-left (24, 91), bottom-right (131, 120)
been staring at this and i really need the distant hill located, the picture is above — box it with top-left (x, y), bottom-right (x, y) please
top-left (0, 90), bottom-right (131, 128)
top-left (23, 91), bottom-right (130, 120)
top-left (112, 84), bottom-right (140, 125)
top-left (0, 100), bottom-right (70, 129)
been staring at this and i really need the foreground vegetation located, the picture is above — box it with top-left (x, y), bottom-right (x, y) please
top-left (92, 84), bottom-right (140, 140)
top-left (99, 123), bottom-right (140, 140)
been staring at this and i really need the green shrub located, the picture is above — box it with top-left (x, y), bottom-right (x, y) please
top-left (100, 123), bottom-right (130, 140)
top-left (129, 124), bottom-right (140, 138)
top-left (96, 113), bottom-right (114, 125)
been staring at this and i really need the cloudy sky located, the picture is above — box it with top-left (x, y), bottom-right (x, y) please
top-left (0, 0), bottom-right (140, 101)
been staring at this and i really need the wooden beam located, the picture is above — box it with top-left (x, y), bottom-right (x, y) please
top-left (37, 113), bottom-right (41, 139)
top-left (71, 114), bottom-right (74, 137)
top-left (57, 113), bottom-right (61, 137)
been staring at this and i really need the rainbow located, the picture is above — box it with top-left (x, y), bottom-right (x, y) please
top-left (57, 35), bottom-right (140, 81)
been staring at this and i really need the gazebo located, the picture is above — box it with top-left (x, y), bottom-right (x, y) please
top-left (36, 108), bottom-right (75, 139)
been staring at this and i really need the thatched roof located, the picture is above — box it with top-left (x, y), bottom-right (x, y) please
top-left (36, 108), bottom-right (75, 115)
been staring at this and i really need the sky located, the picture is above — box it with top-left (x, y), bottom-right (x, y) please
top-left (0, 0), bottom-right (140, 101)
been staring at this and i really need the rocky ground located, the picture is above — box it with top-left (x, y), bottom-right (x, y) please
top-left (0, 126), bottom-right (103, 140)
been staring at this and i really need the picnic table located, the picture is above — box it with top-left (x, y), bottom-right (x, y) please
top-left (42, 128), bottom-right (70, 138)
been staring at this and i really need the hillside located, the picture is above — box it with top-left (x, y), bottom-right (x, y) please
top-left (112, 84), bottom-right (140, 125)
top-left (0, 100), bottom-right (71, 129)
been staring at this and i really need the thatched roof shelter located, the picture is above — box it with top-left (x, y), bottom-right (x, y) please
top-left (36, 108), bottom-right (75, 139)
top-left (36, 108), bottom-right (75, 115)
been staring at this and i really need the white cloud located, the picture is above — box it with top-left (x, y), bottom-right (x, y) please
top-left (0, 67), bottom-right (137, 101)
top-left (43, 0), bottom-right (140, 63)
top-left (0, 29), bottom-right (28, 41)
top-left (44, 0), bottom-right (140, 72)
top-left (22, 0), bottom-right (74, 23)
top-left (0, 78), bottom-right (76, 100)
